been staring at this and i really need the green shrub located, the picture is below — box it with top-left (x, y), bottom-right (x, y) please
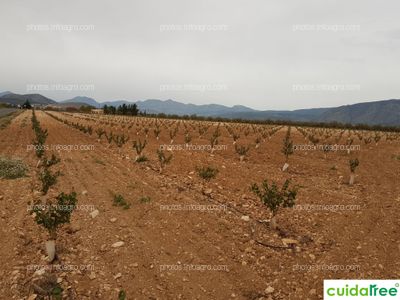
top-left (136, 155), bottom-right (148, 163)
top-left (196, 166), bottom-right (219, 181)
top-left (0, 157), bottom-right (27, 179)
top-left (118, 290), bottom-right (126, 300)
top-left (113, 194), bottom-right (130, 209)
top-left (45, 154), bottom-right (60, 167)
top-left (39, 167), bottom-right (60, 195)
top-left (139, 196), bottom-right (151, 203)
top-left (251, 179), bottom-right (297, 230)
top-left (32, 192), bottom-right (77, 239)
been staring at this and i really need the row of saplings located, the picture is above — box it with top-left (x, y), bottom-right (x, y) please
top-left (30, 110), bottom-right (128, 300)
top-left (46, 112), bottom-right (172, 174)
top-left (282, 126), bottom-right (360, 185)
top-left (48, 111), bottom-right (279, 164)
top-left (30, 109), bottom-right (77, 298)
top-left (241, 127), bottom-right (361, 233)
top-left (50, 111), bottom-right (362, 183)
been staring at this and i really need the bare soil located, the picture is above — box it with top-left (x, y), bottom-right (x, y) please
top-left (0, 110), bottom-right (399, 299)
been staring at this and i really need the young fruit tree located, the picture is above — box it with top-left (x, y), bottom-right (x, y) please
top-left (95, 128), bottom-right (106, 140)
top-left (281, 126), bottom-right (294, 171)
top-left (184, 133), bottom-right (192, 146)
top-left (209, 135), bottom-right (218, 154)
top-left (113, 134), bottom-right (129, 148)
top-left (349, 158), bottom-right (359, 185)
top-left (157, 149), bottom-right (173, 174)
top-left (132, 139), bottom-right (147, 162)
top-left (255, 136), bottom-right (261, 149)
top-left (154, 127), bottom-right (161, 140)
top-left (346, 137), bottom-right (354, 155)
top-left (31, 192), bottom-right (77, 262)
top-left (232, 133), bottom-right (240, 145)
top-left (251, 179), bottom-right (297, 230)
top-left (169, 128), bottom-right (178, 144)
top-left (235, 144), bottom-right (250, 162)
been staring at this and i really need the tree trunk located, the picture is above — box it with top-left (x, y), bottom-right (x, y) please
top-left (349, 173), bottom-right (355, 185)
top-left (270, 215), bottom-right (278, 230)
top-left (282, 162), bottom-right (289, 172)
top-left (45, 240), bottom-right (56, 262)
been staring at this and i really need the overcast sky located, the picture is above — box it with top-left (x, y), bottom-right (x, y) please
top-left (0, 0), bottom-right (399, 110)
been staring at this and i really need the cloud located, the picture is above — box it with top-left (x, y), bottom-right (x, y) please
top-left (0, 0), bottom-right (399, 109)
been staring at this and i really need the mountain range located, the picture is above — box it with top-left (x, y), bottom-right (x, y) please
top-left (0, 91), bottom-right (399, 126)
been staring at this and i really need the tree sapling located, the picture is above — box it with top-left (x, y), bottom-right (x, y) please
top-left (251, 179), bottom-right (297, 230)
top-left (281, 126), bottom-right (294, 171)
top-left (31, 192), bottom-right (77, 262)
top-left (349, 158), bottom-right (359, 185)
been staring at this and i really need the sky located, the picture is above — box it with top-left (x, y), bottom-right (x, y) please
top-left (0, 0), bottom-right (399, 110)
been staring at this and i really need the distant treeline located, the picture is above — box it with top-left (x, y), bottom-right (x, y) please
top-left (103, 104), bottom-right (139, 115)
top-left (0, 103), bottom-right (13, 108)
top-left (139, 112), bottom-right (400, 132)
top-left (45, 105), bottom-right (94, 113)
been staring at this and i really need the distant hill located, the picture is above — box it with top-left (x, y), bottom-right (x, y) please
top-left (134, 99), bottom-right (400, 126)
top-left (0, 91), bottom-right (11, 97)
top-left (316, 99), bottom-right (400, 126)
top-left (0, 91), bottom-right (399, 126)
top-left (0, 93), bottom-right (56, 105)
top-left (216, 108), bottom-right (331, 122)
top-left (134, 99), bottom-right (256, 116)
top-left (61, 96), bottom-right (100, 108)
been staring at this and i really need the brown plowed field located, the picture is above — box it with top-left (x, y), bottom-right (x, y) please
top-left (0, 110), bottom-right (399, 299)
